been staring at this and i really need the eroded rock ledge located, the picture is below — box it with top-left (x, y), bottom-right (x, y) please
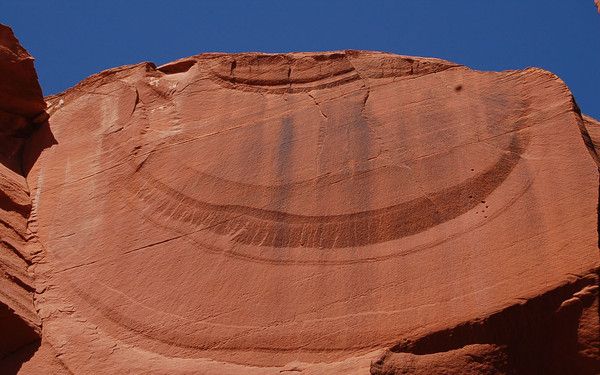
top-left (372, 271), bottom-right (599, 374)
top-left (0, 24), bottom-right (46, 368)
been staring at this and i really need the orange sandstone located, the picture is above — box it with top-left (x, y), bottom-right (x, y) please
top-left (1, 23), bottom-right (598, 374)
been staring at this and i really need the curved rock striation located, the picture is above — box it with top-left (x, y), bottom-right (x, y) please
top-left (1, 24), bottom-right (599, 374)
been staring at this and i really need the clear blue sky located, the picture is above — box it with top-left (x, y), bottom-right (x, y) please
top-left (2, 1), bottom-right (599, 118)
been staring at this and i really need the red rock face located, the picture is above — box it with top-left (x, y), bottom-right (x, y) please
top-left (1, 24), bottom-right (599, 374)
top-left (0, 24), bottom-right (45, 366)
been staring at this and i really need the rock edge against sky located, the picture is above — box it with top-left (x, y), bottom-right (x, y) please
top-left (0, 23), bottom-right (599, 374)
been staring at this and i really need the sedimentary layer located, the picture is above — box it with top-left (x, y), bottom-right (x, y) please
top-left (0, 24), bottom-right (45, 363)
top-left (1, 23), bottom-right (598, 374)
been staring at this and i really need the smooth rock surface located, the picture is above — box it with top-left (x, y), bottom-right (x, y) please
top-left (21, 50), bottom-right (600, 374)
top-left (1, 23), bottom-right (598, 374)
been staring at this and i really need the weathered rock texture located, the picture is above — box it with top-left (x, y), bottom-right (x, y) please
top-left (0, 24), bottom-right (45, 364)
top-left (1, 23), bottom-right (599, 374)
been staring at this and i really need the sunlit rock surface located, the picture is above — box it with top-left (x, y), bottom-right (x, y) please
top-left (1, 23), bottom-right (599, 374)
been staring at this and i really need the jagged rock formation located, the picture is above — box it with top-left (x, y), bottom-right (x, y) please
top-left (0, 23), bottom-right (599, 374)
top-left (0, 24), bottom-right (45, 364)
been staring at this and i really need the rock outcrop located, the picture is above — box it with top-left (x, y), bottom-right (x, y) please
top-left (1, 23), bottom-right (599, 374)
top-left (0, 24), bottom-right (46, 365)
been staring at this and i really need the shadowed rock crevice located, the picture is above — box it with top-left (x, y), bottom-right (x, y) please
top-left (373, 272), bottom-right (600, 374)
top-left (0, 23), bottom-right (48, 373)
top-left (21, 121), bottom-right (57, 176)
top-left (0, 303), bottom-right (40, 374)
top-left (157, 59), bottom-right (197, 75)
top-left (0, 339), bottom-right (41, 375)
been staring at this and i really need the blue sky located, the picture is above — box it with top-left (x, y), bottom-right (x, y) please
top-left (2, 1), bottom-right (599, 118)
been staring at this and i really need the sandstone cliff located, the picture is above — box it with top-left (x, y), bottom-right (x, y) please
top-left (1, 23), bottom-right (598, 374)
top-left (0, 23), bottom-right (45, 363)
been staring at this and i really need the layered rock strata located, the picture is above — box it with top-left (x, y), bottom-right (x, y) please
top-left (0, 24), bottom-right (45, 363)
top-left (1, 23), bottom-right (599, 374)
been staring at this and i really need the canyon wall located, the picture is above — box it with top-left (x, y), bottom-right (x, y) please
top-left (0, 23), bottom-right (598, 374)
